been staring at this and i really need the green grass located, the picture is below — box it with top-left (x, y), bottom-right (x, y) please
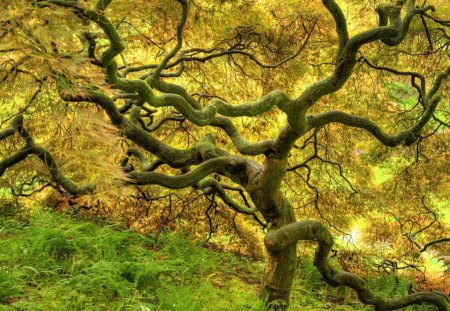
top-left (0, 209), bottom-right (265, 310)
top-left (0, 209), bottom-right (442, 310)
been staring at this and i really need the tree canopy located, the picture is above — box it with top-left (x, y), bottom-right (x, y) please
top-left (1, 0), bottom-right (449, 309)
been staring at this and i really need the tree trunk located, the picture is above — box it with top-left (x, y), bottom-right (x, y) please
top-left (258, 193), bottom-right (297, 307)
top-left (246, 156), bottom-right (298, 307)
top-left (261, 243), bottom-right (297, 305)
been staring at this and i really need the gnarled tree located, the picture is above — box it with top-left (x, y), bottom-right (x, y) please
top-left (1, 0), bottom-right (449, 309)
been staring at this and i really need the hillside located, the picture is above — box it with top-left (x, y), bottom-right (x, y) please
top-left (0, 209), bottom-right (374, 311)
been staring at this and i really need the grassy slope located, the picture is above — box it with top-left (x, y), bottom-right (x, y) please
top-left (0, 210), bottom-right (438, 310)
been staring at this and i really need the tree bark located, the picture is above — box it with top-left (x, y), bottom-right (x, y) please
top-left (261, 243), bottom-right (297, 305)
top-left (248, 160), bottom-right (298, 306)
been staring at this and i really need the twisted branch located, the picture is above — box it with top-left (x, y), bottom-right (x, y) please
top-left (129, 156), bottom-right (247, 188)
top-left (265, 220), bottom-right (449, 310)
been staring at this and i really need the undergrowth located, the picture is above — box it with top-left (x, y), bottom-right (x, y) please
top-left (0, 208), bottom-right (442, 310)
top-left (0, 209), bottom-right (264, 310)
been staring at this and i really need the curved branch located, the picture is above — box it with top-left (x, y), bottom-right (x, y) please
top-left (147, 91), bottom-right (292, 154)
top-left (81, 8), bottom-right (125, 65)
top-left (123, 149), bottom-right (166, 172)
top-left (270, 2), bottom-right (424, 153)
top-left (29, 145), bottom-right (95, 195)
top-left (196, 178), bottom-right (257, 215)
top-left (0, 115), bottom-right (23, 141)
top-left (308, 94), bottom-right (442, 147)
top-left (376, 2), bottom-right (436, 46)
top-left (359, 55), bottom-right (426, 98)
top-left (207, 90), bottom-right (292, 117)
top-left (419, 238), bottom-right (450, 253)
top-left (63, 72), bottom-right (279, 155)
top-left (128, 156), bottom-right (247, 188)
top-left (0, 115), bottom-right (93, 195)
top-left (94, 59), bottom-right (277, 155)
top-left (265, 220), bottom-right (449, 310)
top-left (151, 0), bottom-right (188, 80)
top-left (143, 115), bottom-right (185, 132)
top-left (427, 66), bottom-right (450, 101)
top-left (322, 0), bottom-right (349, 57)
top-left (159, 91), bottom-right (283, 152)
top-left (126, 147), bottom-right (153, 171)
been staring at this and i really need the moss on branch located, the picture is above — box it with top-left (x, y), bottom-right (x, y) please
top-left (308, 93), bottom-right (442, 147)
top-left (264, 221), bottom-right (449, 310)
top-left (129, 156), bottom-right (247, 188)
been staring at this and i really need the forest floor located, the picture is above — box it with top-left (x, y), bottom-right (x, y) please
top-left (0, 209), bottom-right (438, 310)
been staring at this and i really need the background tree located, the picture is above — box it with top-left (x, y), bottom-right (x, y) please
top-left (1, 0), bottom-right (449, 309)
